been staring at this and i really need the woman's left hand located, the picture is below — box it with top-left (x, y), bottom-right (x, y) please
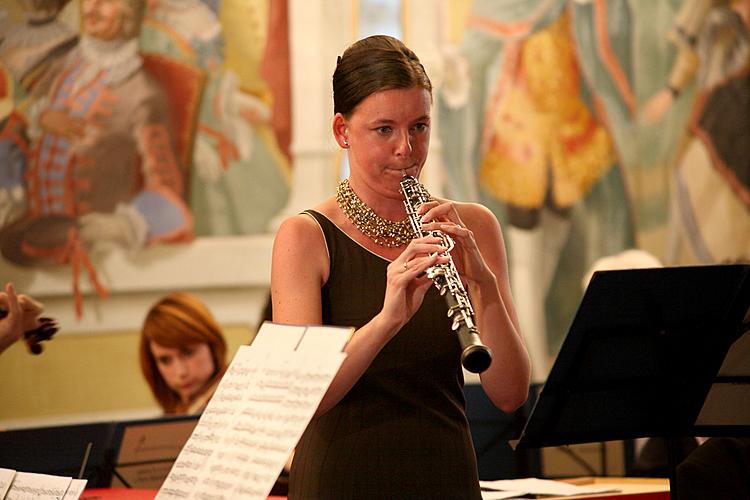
top-left (417, 200), bottom-right (492, 286)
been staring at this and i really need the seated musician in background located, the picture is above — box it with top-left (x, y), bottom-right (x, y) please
top-left (140, 291), bottom-right (292, 495)
top-left (139, 292), bottom-right (227, 414)
top-left (0, 282), bottom-right (57, 355)
top-left (271, 35), bottom-right (530, 499)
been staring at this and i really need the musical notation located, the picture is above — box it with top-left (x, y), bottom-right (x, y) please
top-left (0, 470), bottom-right (87, 500)
top-left (156, 322), bottom-right (352, 500)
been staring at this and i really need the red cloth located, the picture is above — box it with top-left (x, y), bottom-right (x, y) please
top-left (81, 489), bottom-right (287, 500)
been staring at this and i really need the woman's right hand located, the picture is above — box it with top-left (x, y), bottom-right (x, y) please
top-left (378, 236), bottom-right (449, 333)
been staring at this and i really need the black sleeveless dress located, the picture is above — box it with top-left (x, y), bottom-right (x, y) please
top-left (288, 210), bottom-right (481, 500)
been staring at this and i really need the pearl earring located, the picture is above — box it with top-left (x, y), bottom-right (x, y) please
top-left (343, 140), bottom-right (349, 148)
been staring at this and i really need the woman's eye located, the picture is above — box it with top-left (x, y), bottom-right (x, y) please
top-left (376, 126), bottom-right (392, 134)
top-left (157, 356), bottom-right (171, 366)
top-left (413, 123), bottom-right (429, 132)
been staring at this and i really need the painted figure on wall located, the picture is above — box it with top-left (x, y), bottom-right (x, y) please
top-left (0, 0), bottom-right (78, 89)
top-left (438, 0), bottom-right (635, 381)
top-left (642, 0), bottom-right (750, 265)
top-left (1, 0), bottom-right (291, 250)
top-left (0, 0), bottom-right (191, 313)
top-left (0, 66), bottom-right (26, 230)
top-left (140, 0), bottom-right (291, 236)
top-left (0, 0), bottom-right (292, 320)
top-left (0, 0), bottom-right (78, 229)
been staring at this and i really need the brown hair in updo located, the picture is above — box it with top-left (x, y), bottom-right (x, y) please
top-left (332, 35), bottom-right (433, 117)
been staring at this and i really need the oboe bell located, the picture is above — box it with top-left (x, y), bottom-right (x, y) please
top-left (400, 175), bottom-right (493, 374)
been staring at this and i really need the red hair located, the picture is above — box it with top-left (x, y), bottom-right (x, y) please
top-left (139, 292), bottom-right (227, 413)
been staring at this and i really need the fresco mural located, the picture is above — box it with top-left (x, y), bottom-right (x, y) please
top-left (437, 0), bottom-right (750, 380)
top-left (140, 0), bottom-right (291, 237)
top-left (642, 0), bottom-right (750, 265)
top-left (438, 0), bottom-right (636, 381)
top-left (0, 0), bottom-right (746, 363)
top-left (0, 0), bottom-right (291, 314)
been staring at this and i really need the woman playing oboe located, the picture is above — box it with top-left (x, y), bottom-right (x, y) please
top-left (271, 35), bottom-right (531, 499)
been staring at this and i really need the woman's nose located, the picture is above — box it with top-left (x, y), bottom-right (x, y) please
top-left (395, 131), bottom-right (413, 156)
top-left (174, 359), bottom-right (189, 377)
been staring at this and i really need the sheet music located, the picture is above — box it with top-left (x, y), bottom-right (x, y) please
top-left (0, 469), bottom-right (14, 499)
top-left (480, 478), bottom-right (619, 496)
top-left (61, 479), bottom-right (87, 500)
top-left (248, 322), bottom-right (306, 351)
top-left (5, 471), bottom-right (72, 500)
top-left (296, 325), bottom-right (351, 352)
top-left (480, 491), bottom-right (523, 500)
top-left (157, 323), bottom-right (350, 499)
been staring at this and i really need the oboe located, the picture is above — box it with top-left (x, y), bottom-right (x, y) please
top-left (400, 175), bottom-right (493, 373)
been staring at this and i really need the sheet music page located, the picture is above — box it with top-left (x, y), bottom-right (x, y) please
top-left (296, 325), bottom-right (352, 352)
top-left (5, 472), bottom-right (72, 500)
top-left (480, 478), bottom-right (619, 496)
top-left (0, 468), bottom-right (15, 499)
top-left (249, 322), bottom-right (306, 351)
top-left (157, 328), bottom-right (347, 499)
top-left (480, 491), bottom-right (524, 500)
top-left (61, 479), bottom-right (87, 500)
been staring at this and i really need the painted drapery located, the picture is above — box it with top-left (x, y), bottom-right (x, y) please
top-left (438, 0), bottom-right (659, 379)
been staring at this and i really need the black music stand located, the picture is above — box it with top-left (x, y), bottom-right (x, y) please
top-left (512, 264), bottom-right (750, 498)
top-left (0, 421), bottom-right (116, 487)
top-left (107, 414), bottom-right (199, 489)
top-left (0, 414), bottom-right (199, 489)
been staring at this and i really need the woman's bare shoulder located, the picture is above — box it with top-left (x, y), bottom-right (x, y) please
top-left (275, 213), bottom-right (323, 252)
top-left (273, 198), bottom-right (340, 268)
top-left (272, 200), bottom-right (336, 302)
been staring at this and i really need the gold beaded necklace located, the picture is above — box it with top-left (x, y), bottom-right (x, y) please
top-left (336, 178), bottom-right (414, 247)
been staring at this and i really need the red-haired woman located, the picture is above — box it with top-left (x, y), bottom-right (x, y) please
top-left (139, 292), bottom-right (227, 414)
